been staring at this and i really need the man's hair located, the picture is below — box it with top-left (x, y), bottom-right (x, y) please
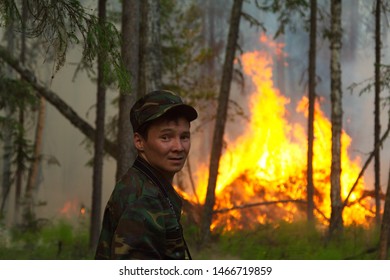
top-left (136, 108), bottom-right (191, 140)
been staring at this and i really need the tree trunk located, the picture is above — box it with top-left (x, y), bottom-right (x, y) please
top-left (1, 18), bottom-right (16, 218)
top-left (14, 107), bottom-right (24, 225)
top-left (344, 1), bottom-right (359, 61)
top-left (374, 0), bottom-right (382, 228)
top-left (307, 0), bottom-right (317, 223)
top-left (89, 0), bottom-right (107, 251)
top-left (200, 0), bottom-right (243, 244)
top-left (138, 0), bottom-right (146, 96)
top-left (15, 0), bottom-right (28, 224)
top-left (329, 0), bottom-right (343, 236)
top-left (0, 45), bottom-right (119, 160)
top-left (198, 0), bottom-right (219, 162)
top-left (115, 0), bottom-right (140, 180)
top-left (146, 0), bottom-right (162, 92)
top-left (1, 107), bottom-right (13, 217)
top-left (24, 96), bottom-right (46, 215)
top-left (206, 0), bottom-right (216, 76)
top-left (139, 0), bottom-right (162, 94)
top-left (378, 164), bottom-right (390, 259)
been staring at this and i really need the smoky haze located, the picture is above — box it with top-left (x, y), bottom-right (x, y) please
top-left (1, 0), bottom-right (389, 225)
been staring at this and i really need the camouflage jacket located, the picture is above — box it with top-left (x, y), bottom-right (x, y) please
top-left (95, 156), bottom-right (186, 259)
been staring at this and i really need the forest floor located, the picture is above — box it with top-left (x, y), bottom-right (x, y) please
top-left (0, 218), bottom-right (384, 260)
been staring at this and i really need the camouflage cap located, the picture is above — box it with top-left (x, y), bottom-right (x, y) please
top-left (130, 90), bottom-right (198, 132)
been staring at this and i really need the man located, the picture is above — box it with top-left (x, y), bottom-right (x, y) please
top-left (95, 90), bottom-right (197, 260)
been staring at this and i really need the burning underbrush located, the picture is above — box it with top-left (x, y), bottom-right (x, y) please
top-left (182, 34), bottom-right (375, 232)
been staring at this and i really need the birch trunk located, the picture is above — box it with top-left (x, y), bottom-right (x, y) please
top-left (329, 0), bottom-right (344, 236)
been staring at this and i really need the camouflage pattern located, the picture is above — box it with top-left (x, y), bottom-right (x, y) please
top-left (130, 90), bottom-right (197, 132)
top-left (95, 157), bottom-right (186, 260)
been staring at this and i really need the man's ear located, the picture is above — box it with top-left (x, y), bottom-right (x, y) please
top-left (134, 132), bottom-right (144, 151)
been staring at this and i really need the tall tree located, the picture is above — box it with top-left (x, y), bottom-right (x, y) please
top-left (205, 0), bottom-right (217, 76)
top-left (202, 0), bottom-right (218, 158)
top-left (329, 0), bottom-right (343, 236)
top-left (306, 0), bottom-right (317, 223)
top-left (24, 96), bottom-right (46, 219)
top-left (0, 0), bottom-right (128, 154)
top-left (200, 0), bottom-right (244, 244)
top-left (379, 164), bottom-right (390, 259)
top-left (140, 0), bottom-right (162, 94)
top-left (1, 10), bottom-right (16, 219)
top-left (115, 0), bottom-right (140, 181)
top-left (14, 0), bottom-right (28, 224)
top-left (1, 1), bottom-right (131, 237)
top-left (374, 0), bottom-right (382, 228)
top-left (89, 0), bottom-right (107, 251)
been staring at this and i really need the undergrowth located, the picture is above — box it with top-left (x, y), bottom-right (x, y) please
top-left (0, 218), bottom-right (92, 260)
top-left (189, 221), bottom-right (381, 260)
top-left (0, 218), bottom-right (383, 260)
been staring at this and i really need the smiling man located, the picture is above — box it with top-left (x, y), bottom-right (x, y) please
top-left (95, 90), bottom-right (197, 260)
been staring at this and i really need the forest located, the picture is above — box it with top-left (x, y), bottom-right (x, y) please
top-left (0, 0), bottom-right (390, 260)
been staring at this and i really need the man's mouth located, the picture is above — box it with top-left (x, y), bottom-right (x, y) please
top-left (168, 157), bottom-right (185, 162)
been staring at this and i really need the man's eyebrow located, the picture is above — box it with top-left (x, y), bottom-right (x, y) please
top-left (158, 128), bottom-right (190, 134)
top-left (158, 128), bottom-right (175, 133)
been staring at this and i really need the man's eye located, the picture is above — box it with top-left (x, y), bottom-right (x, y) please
top-left (160, 135), bottom-right (170, 140)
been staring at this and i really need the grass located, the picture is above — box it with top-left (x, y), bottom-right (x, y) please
top-left (0, 218), bottom-right (92, 260)
top-left (189, 221), bottom-right (381, 260)
top-left (0, 218), bottom-right (384, 260)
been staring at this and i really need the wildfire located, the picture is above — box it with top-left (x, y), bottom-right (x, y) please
top-left (59, 199), bottom-right (87, 219)
top-left (191, 34), bottom-right (374, 231)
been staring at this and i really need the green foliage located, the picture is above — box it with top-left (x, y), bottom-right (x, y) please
top-left (0, 218), bottom-right (92, 260)
top-left (0, 0), bottom-right (19, 27)
top-left (160, 0), bottom-right (218, 102)
top-left (0, 77), bottom-right (37, 113)
top-left (74, 13), bottom-right (131, 92)
top-left (0, 218), bottom-right (384, 259)
top-left (193, 221), bottom-right (380, 260)
top-left (1, 0), bottom-right (130, 91)
top-left (0, 77), bottom-right (38, 186)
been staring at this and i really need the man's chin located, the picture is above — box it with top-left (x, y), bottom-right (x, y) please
top-left (168, 164), bottom-right (185, 174)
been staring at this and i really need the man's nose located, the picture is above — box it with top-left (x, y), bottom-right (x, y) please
top-left (172, 137), bottom-right (184, 151)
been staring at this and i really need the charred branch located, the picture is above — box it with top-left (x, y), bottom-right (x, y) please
top-left (213, 199), bottom-right (307, 213)
top-left (212, 199), bottom-right (329, 223)
top-left (343, 121), bottom-right (390, 209)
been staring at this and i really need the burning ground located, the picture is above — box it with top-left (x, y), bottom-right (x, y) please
top-left (185, 34), bottom-right (374, 232)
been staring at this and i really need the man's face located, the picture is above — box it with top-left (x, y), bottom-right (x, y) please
top-left (135, 117), bottom-right (191, 181)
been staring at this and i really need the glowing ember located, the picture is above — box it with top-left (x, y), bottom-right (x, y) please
top-left (59, 199), bottom-right (86, 219)
top-left (80, 205), bottom-right (86, 216)
top-left (191, 34), bottom-right (374, 231)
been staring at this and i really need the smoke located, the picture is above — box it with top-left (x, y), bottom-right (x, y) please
top-left (1, 0), bottom-right (389, 225)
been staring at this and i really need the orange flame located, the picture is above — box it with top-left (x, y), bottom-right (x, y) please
top-left (59, 199), bottom-right (87, 219)
top-left (192, 35), bottom-right (374, 231)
